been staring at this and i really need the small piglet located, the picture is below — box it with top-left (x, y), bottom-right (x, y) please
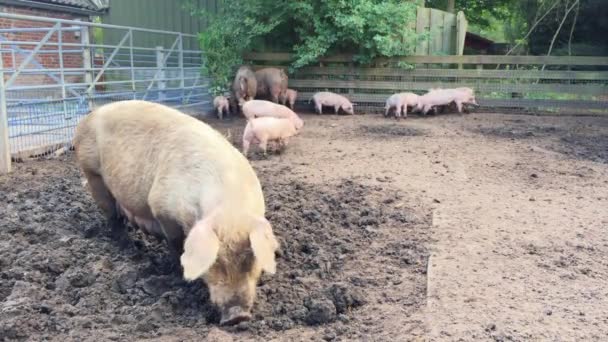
top-left (280, 89), bottom-right (298, 109)
top-left (213, 96), bottom-right (230, 119)
top-left (242, 117), bottom-right (297, 156)
top-left (385, 92), bottom-right (420, 119)
top-left (311, 92), bottom-right (355, 115)
top-left (242, 100), bottom-right (304, 131)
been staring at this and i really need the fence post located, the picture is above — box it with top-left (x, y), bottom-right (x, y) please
top-left (81, 23), bottom-right (94, 108)
top-left (156, 46), bottom-right (166, 102)
top-left (178, 34), bottom-right (184, 104)
top-left (0, 47), bottom-right (11, 173)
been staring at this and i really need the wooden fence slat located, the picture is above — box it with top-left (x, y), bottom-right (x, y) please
top-left (244, 53), bottom-right (608, 66)
top-left (250, 65), bottom-right (608, 80)
top-left (416, 7), bottom-right (430, 56)
top-left (443, 12), bottom-right (455, 55)
top-left (456, 11), bottom-right (467, 56)
top-left (289, 79), bottom-right (607, 95)
top-left (430, 9), bottom-right (443, 55)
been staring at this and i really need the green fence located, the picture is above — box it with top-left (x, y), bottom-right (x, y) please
top-left (245, 53), bottom-right (608, 115)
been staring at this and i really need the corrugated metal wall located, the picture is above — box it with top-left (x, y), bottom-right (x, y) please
top-left (101, 0), bottom-right (217, 49)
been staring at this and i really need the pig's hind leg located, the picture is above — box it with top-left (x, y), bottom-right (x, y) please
top-left (84, 171), bottom-right (129, 244)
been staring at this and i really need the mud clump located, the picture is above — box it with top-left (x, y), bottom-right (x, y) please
top-left (359, 124), bottom-right (424, 137)
top-left (0, 155), bottom-right (430, 340)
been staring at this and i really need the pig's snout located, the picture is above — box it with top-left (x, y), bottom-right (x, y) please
top-left (220, 306), bottom-right (252, 326)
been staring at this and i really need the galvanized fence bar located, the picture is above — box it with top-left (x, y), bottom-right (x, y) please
top-left (0, 47), bottom-right (11, 173)
top-left (0, 12), bottom-right (210, 170)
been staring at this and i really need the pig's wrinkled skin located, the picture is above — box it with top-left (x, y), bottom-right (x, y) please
top-left (73, 100), bottom-right (279, 326)
top-left (232, 66), bottom-right (257, 112)
top-left (311, 92), bottom-right (355, 115)
top-left (279, 88), bottom-right (298, 109)
top-left (384, 92), bottom-right (420, 119)
top-left (242, 99), bottom-right (304, 131)
top-left (213, 96), bottom-right (230, 120)
top-left (255, 68), bottom-right (288, 104)
top-left (242, 117), bottom-right (297, 156)
top-left (418, 88), bottom-right (478, 115)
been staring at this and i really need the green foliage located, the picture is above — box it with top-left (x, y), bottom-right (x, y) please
top-left (186, 0), bottom-right (424, 94)
top-left (289, 1), bottom-right (423, 67)
top-left (184, 0), bottom-right (283, 95)
top-left (425, 0), bottom-right (514, 28)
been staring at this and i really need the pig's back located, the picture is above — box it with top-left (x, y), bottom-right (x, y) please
top-left (88, 100), bottom-right (265, 220)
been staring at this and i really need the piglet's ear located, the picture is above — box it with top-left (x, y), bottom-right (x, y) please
top-left (249, 217), bottom-right (279, 275)
top-left (180, 216), bottom-right (220, 281)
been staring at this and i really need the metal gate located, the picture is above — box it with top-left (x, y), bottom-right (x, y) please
top-left (0, 12), bottom-right (210, 172)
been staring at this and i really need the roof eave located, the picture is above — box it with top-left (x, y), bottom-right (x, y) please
top-left (0, 0), bottom-right (107, 15)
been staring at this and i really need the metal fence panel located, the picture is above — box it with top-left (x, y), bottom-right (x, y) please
top-left (0, 12), bottom-right (210, 168)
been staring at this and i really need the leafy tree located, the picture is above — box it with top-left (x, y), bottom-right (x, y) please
top-left (186, 0), bottom-right (424, 94)
top-left (185, 0), bottom-right (283, 95)
top-left (425, 0), bottom-right (515, 28)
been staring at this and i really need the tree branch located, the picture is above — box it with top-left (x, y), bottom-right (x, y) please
top-left (567, 0), bottom-right (580, 57)
top-left (541, 0), bottom-right (579, 72)
top-left (505, 0), bottom-right (560, 56)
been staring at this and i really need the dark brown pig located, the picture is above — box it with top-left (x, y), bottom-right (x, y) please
top-left (73, 100), bottom-right (279, 325)
top-left (255, 67), bottom-right (288, 103)
top-left (232, 66), bottom-right (257, 113)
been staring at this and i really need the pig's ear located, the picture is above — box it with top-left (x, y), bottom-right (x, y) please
top-left (249, 217), bottom-right (279, 274)
top-left (181, 217), bottom-right (220, 281)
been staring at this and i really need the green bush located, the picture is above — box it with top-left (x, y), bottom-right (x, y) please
top-left (186, 0), bottom-right (425, 95)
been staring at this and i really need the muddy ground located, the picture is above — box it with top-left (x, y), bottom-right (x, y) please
top-left (1, 110), bottom-right (608, 341)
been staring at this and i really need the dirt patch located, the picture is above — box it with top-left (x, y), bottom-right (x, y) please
top-left (472, 117), bottom-right (608, 164)
top-left (554, 134), bottom-right (608, 164)
top-left (0, 155), bottom-right (430, 341)
top-left (359, 124), bottom-right (425, 137)
top-left (474, 124), bottom-right (565, 140)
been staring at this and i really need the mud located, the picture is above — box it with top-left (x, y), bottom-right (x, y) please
top-left (0, 154), bottom-right (430, 341)
top-left (473, 117), bottom-right (608, 164)
top-left (359, 124), bottom-right (425, 137)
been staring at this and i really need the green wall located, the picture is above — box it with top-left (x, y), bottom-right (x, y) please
top-left (100, 0), bottom-right (217, 50)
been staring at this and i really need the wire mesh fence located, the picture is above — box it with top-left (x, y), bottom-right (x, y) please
top-left (0, 12), bottom-right (211, 165)
top-left (245, 53), bottom-right (608, 116)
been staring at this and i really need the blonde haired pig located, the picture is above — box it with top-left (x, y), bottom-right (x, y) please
top-left (73, 100), bottom-right (279, 326)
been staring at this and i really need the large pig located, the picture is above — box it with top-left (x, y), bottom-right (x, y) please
top-left (242, 99), bottom-right (304, 131)
top-left (213, 95), bottom-right (230, 120)
top-left (279, 88), bottom-right (298, 109)
top-left (242, 117), bottom-right (297, 156)
top-left (255, 68), bottom-right (288, 103)
top-left (310, 92), bottom-right (355, 115)
top-left (384, 92), bottom-right (420, 119)
top-left (418, 88), bottom-right (478, 115)
top-left (232, 66), bottom-right (257, 112)
top-left (73, 100), bottom-right (279, 326)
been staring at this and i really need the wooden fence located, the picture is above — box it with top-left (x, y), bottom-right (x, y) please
top-left (415, 8), bottom-right (467, 56)
top-left (245, 53), bottom-right (608, 115)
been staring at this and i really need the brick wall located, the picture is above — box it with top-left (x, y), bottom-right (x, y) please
top-left (0, 5), bottom-right (90, 87)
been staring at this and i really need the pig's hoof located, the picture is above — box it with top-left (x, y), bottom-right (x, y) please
top-left (220, 310), bottom-right (252, 326)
